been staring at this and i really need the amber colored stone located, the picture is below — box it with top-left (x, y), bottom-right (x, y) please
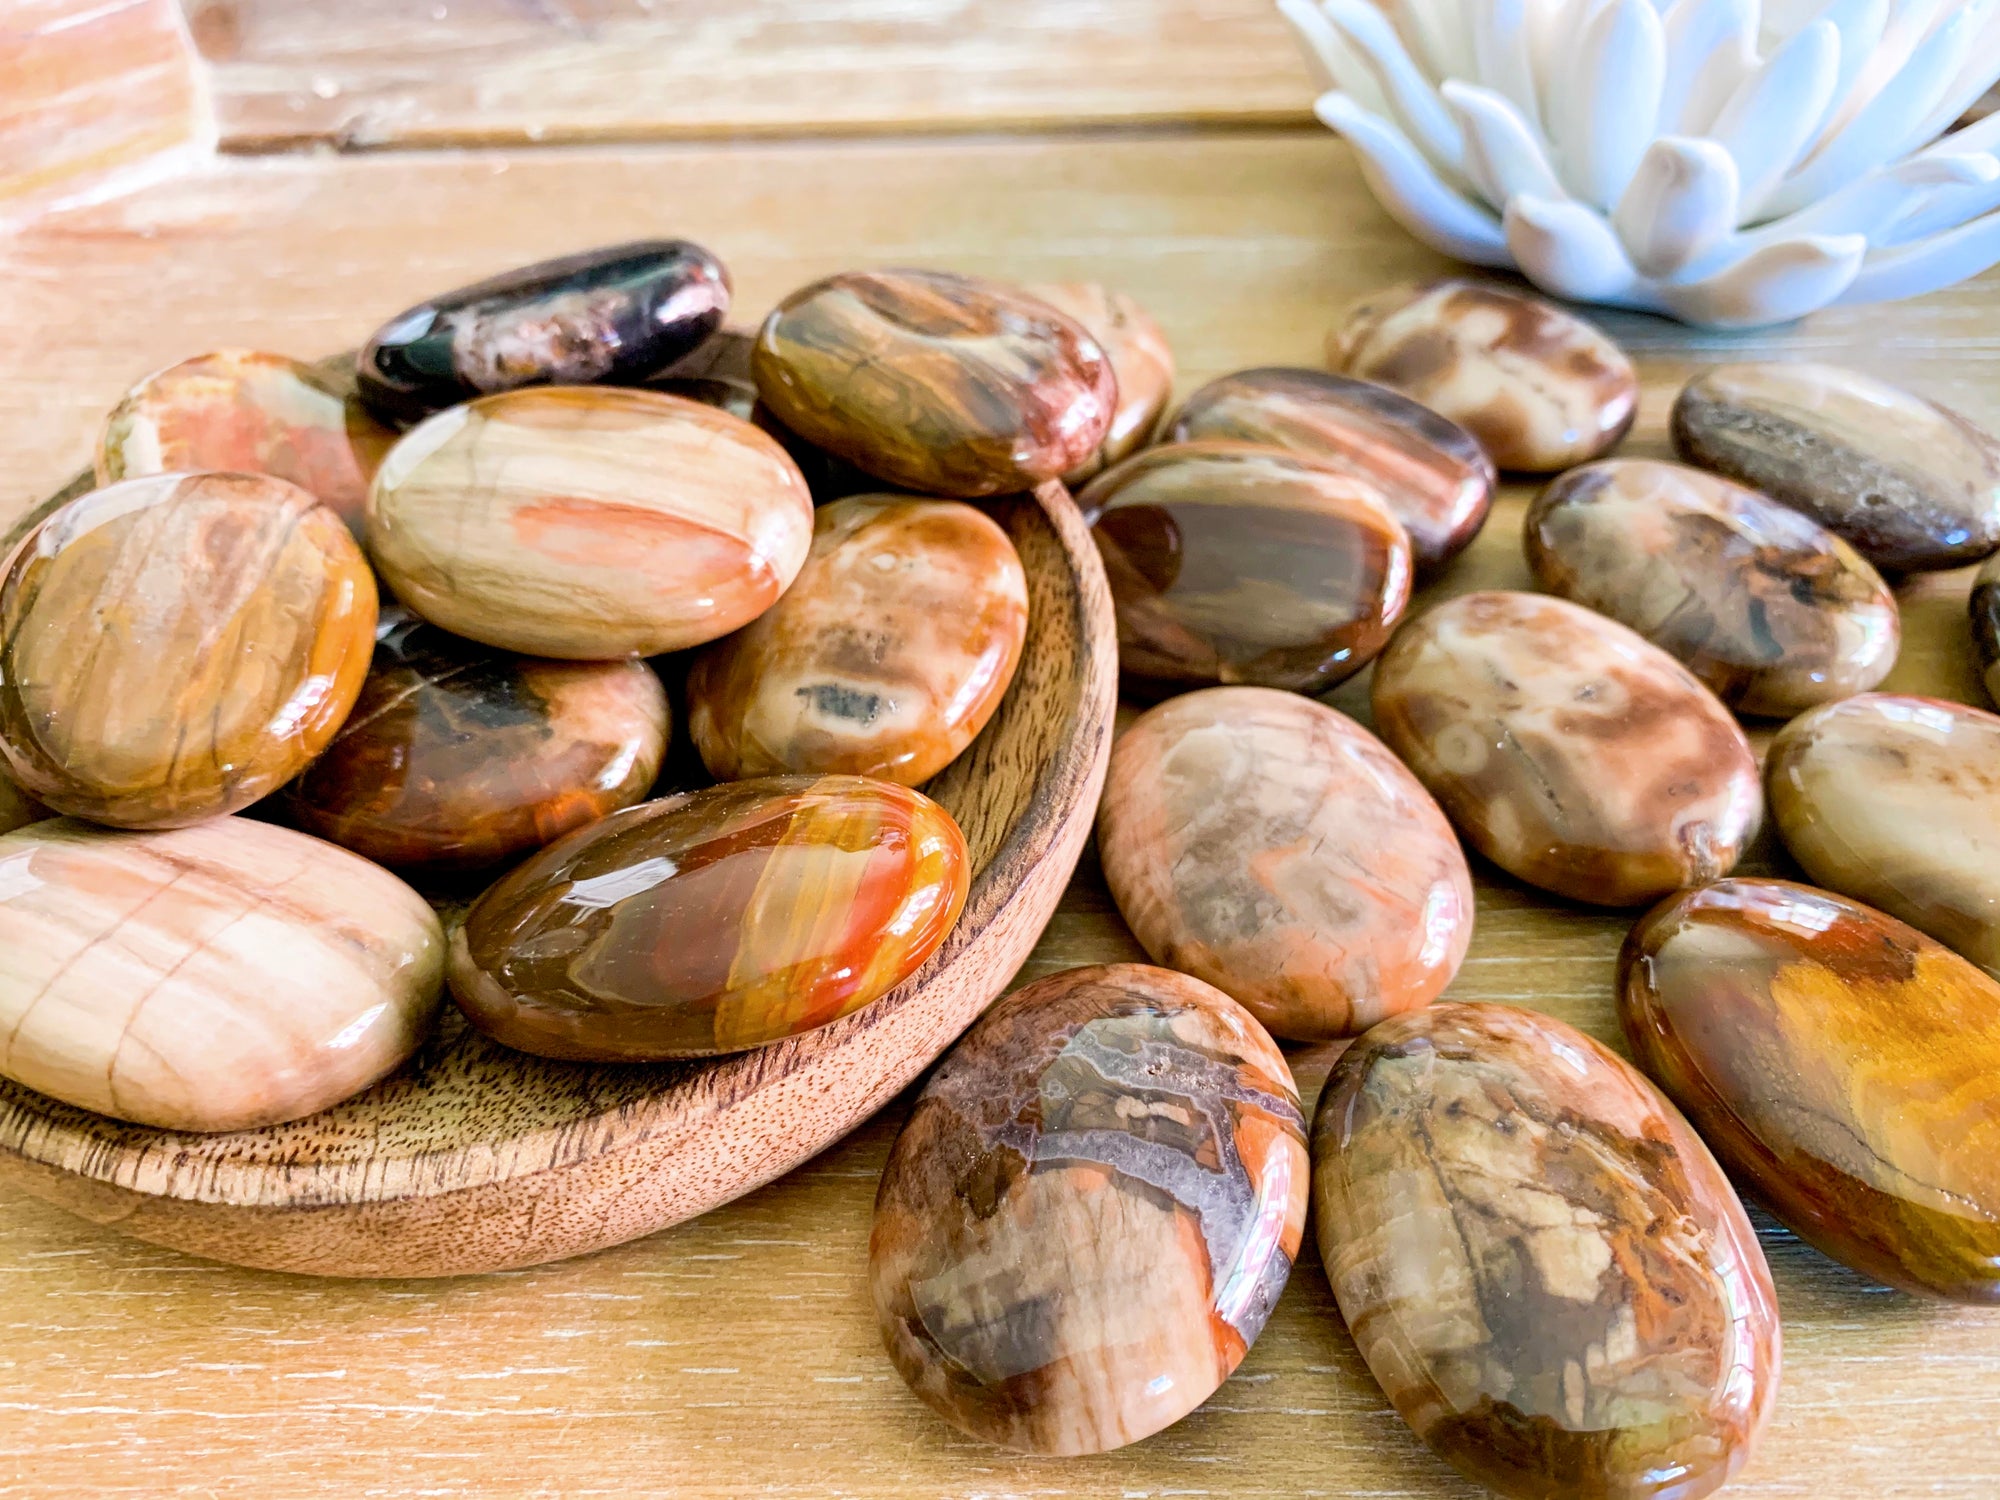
top-left (1672, 362), bottom-right (2000, 573)
top-left (96, 349), bottom-right (389, 538)
top-left (1621, 878), bottom-right (2000, 1302)
top-left (1025, 281), bottom-right (1176, 485)
top-left (356, 239), bottom-right (731, 423)
top-left (0, 817), bottom-right (445, 1132)
top-left (1098, 687), bottom-right (1471, 1040)
top-left (285, 613), bottom-right (670, 870)
top-left (688, 496), bottom-right (1026, 785)
top-left (870, 963), bottom-right (1307, 1455)
top-left (368, 386), bottom-right (813, 659)
top-left (1327, 279), bottom-right (1637, 472)
top-left (1527, 459), bottom-right (1899, 716)
top-left (1314, 1002), bottom-right (1779, 1500)
top-left (1973, 554), bottom-right (2000, 706)
top-left (751, 268), bottom-right (1117, 498)
top-left (1082, 441), bottom-right (1412, 697)
top-left (1767, 693), bottom-right (2000, 979)
top-left (1371, 591), bottom-right (1761, 906)
top-left (1167, 366), bottom-right (1494, 570)
top-left (0, 472), bottom-right (377, 829)
top-left (450, 775), bottom-right (967, 1060)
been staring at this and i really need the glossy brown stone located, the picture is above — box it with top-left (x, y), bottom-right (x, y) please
top-left (1371, 591), bottom-right (1762, 906)
top-left (0, 472), bottom-right (377, 829)
top-left (870, 963), bottom-right (1307, 1455)
top-left (285, 612), bottom-right (671, 870)
top-left (1025, 281), bottom-right (1176, 485)
top-left (1082, 441), bottom-right (1412, 697)
top-left (1974, 552), bottom-right (2000, 706)
top-left (449, 775), bottom-right (968, 1060)
top-left (1673, 363), bottom-right (2000, 573)
top-left (1327, 279), bottom-right (1638, 473)
top-left (687, 496), bottom-right (1026, 785)
top-left (1314, 1002), bottom-right (1780, 1500)
top-left (1098, 687), bottom-right (1472, 1040)
top-left (751, 268), bottom-right (1117, 498)
top-left (368, 386), bottom-right (814, 658)
top-left (1526, 459), bottom-right (1900, 716)
top-left (1622, 879), bottom-right (2000, 1301)
top-left (1166, 366), bottom-right (1494, 569)
top-left (1767, 693), bottom-right (2000, 979)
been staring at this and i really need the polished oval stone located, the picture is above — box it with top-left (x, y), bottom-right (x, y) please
top-left (1622, 878), bottom-right (2000, 1302)
top-left (1767, 693), bottom-right (2000, 979)
top-left (1025, 281), bottom-right (1176, 485)
top-left (1166, 366), bottom-right (1494, 570)
top-left (1371, 591), bottom-right (1762, 906)
top-left (356, 239), bottom-right (730, 423)
top-left (285, 612), bottom-right (671, 870)
top-left (449, 775), bottom-right (968, 1060)
top-left (870, 962), bottom-right (1307, 1456)
top-left (687, 496), bottom-right (1027, 785)
top-left (1672, 362), bottom-right (2000, 572)
top-left (1973, 552), bottom-right (2000, 705)
top-left (0, 817), bottom-right (445, 1132)
top-left (97, 349), bottom-right (388, 537)
top-left (1527, 459), bottom-right (1900, 716)
top-left (0, 472), bottom-right (377, 829)
top-left (1082, 441), bottom-right (1412, 697)
top-left (751, 268), bottom-right (1117, 498)
top-left (1327, 279), bottom-right (1638, 473)
top-left (1314, 1002), bottom-right (1779, 1500)
top-left (368, 386), bottom-right (814, 658)
top-left (1099, 687), bottom-right (1472, 1040)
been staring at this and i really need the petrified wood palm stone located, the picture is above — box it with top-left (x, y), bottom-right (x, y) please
top-left (870, 963), bottom-right (1307, 1456)
top-left (688, 496), bottom-right (1027, 785)
top-left (1622, 879), bottom-right (2000, 1302)
top-left (1313, 1002), bottom-right (1780, 1500)
top-left (1098, 687), bottom-right (1471, 1040)
top-left (1025, 281), bottom-right (1176, 485)
top-left (0, 817), bottom-right (445, 1132)
top-left (450, 775), bottom-right (968, 1061)
top-left (0, 471), bottom-right (377, 829)
top-left (285, 612), bottom-right (671, 870)
top-left (1527, 459), bottom-right (1899, 716)
top-left (1082, 441), bottom-right (1412, 697)
top-left (752, 268), bottom-right (1117, 497)
top-left (1371, 591), bottom-right (1761, 906)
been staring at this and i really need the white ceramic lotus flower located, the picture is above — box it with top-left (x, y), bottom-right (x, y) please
top-left (1279, 0), bottom-right (2000, 326)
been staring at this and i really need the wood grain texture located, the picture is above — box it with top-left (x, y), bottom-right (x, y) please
top-left (182, 0), bottom-right (1317, 149)
top-left (3, 132), bottom-right (2000, 1495)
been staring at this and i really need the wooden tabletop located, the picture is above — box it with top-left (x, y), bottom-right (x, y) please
top-left (5, 12), bottom-right (2000, 1497)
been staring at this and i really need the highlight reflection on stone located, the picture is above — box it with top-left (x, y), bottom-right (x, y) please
top-left (1327, 279), bottom-right (1637, 473)
top-left (449, 775), bottom-right (968, 1060)
top-left (0, 472), bottom-right (377, 829)
top-left (97, 349), bottom-right (387, 537)
top-left (285, 612), bottom-right (671, 871)
top-left (1167, 366), bottom-right (1494, 570)
top-left (1025, 281), bottom-right (1176, 485)
top-left (1371, 592), bottom-right (1761, 906)
top-left (688, 496), bottom-right (1027, 785)
top-left (1313, 1002), bottom-right (1780, 1500)
top-left (1621, 878), bottom-right (2000, 1302)
top-left (870, 963), bottom-right (1307, 1456)
top-left (0, 817), bottom-right (445, 1132)
top-left (752, 268), bottom-right (1117, 497)
top-left (1098, 687), bottom-right (1472, 1040)
top-left (1527, 459), bottom-right (1900, 716)
top-left (357, 239), bottom-right (731, 423)
top-left (367, 386), bottom-right (814, 659)
top-left (1672, 362), bottom-right (2000, 573)
top-left (1767, 693), bottom-right (2000, 980)
top-left (1082, 441), bottom-right (1412, 697)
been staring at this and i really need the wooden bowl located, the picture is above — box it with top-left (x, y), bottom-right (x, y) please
top-left (0, 388), bottom-right (1116, 1276)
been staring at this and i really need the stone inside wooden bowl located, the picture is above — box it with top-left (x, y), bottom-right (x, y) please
top-left (0, 354), bottom-right (1117, 1278)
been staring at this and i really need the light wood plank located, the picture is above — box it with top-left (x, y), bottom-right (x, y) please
top-left (5, 134), bottom-right (2000, 1497)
